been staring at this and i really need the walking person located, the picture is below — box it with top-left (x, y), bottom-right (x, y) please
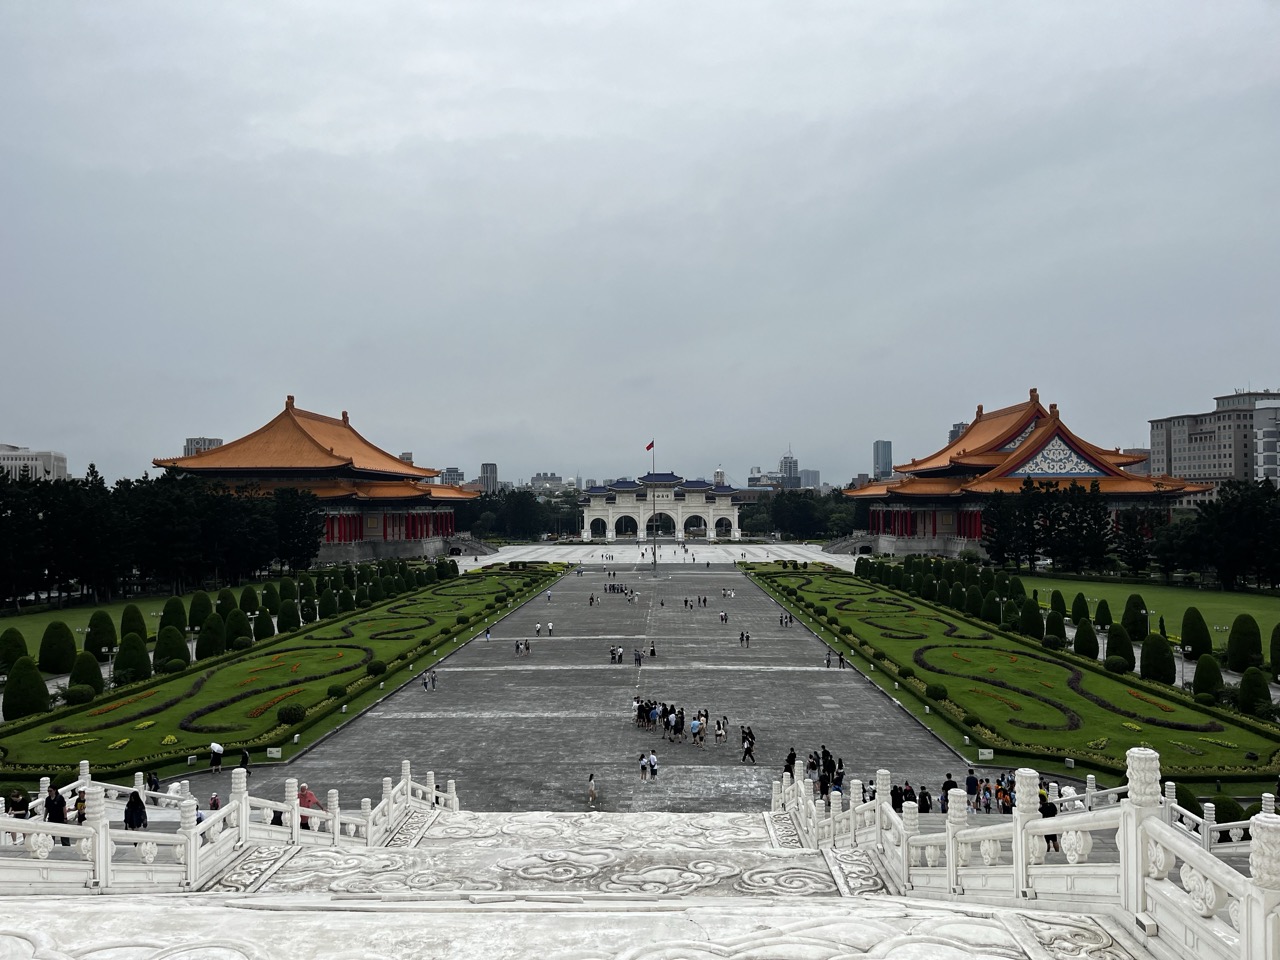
top-left (123, 790), bottom-right (149, 833)
top-left (43, 786), bottom-right (70, 846)
top-left (536, 622), bottom-right (541, 637)
top-left (740, 726), bottom-right (756, 764)
top-left (587, 774), bottom-right (597, 806)
top-left (547, 622), bottom-right (553, 637)
top-left (430, 670), bottom-right (438, 690)
top-left (639, 753), bottom-right (649, 782)
top-left (297, 783), bottom-right (323, 830)
top-left (649, 750), bottom-right (659, 781)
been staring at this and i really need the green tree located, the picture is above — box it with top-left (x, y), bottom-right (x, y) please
top-left (1139, 634), bottom-right (1176, 685)
top-left (188, 591), bottom-right (213, 631)
top-left (1227, 614), bottom-right (1263, 672)
top-left (1238, 667), bottom-right (1273, 719)
top-left (2, 656), bottom-right (49, 720)
top-left (69, 649), bottom-right (105, 694)
top-left (262, 582), bottom-right (281, 615)
top-left (368, 577), bottom-right (385, 602)
top-left (1070, 592), bottom-right (1089, 625)
top-left (1105, 622), bottom-right (1134, 672)
top-left (319, 587), bottom-right (338, 619)
top-left (980, 590), bottom-right (1001, 624)
top-left (120, 603), bottom-right (148, 645)
top-left (279, 577), bottom-right (297, 601)
top-left (225, 608), bottom-right (252, 643)
top-left (1018, 599), bottom-right (1044, 640)
top-left (1073, 618), bottom-right (1099, 660)
top-left (338, 588), bottom-right (355, 613)
top-left (253, 608), bottom-right (276, 641)
top-left (160, 596), bottom-right (187, 635)
top-left (980, 491), bottom-right (1016, 568)
top-left (964, 585), bottom-right (984, 618)
top-left (1121, 594), bottom-right (1149, 644)
top-left (1049, 590), bottom-right (1066, 618)
top-left (299, 574), bottom-right (317, 601)
top-left (1193, 654), bottom-right (1224, 697)
top-left (0, 627), bottom-right (29, 672)
top-left (948, 582), bottom-right (966, 609)
top-left (215, 587), bottom-right (238, 621)
top-left (277, 599), bottom-right (301, 633)
top-left (1181, 607), bottom-right (1213, 660)
top-left (152, 624), bottom-right (190, 669)
top-left (113, 632), bottom-right (152, 684)
top-left (196, 612), bottom-right (226, 660)
top-left (274, 487), bottom-right (325, 570)
top-left (38, 621), bottom-right (77, 674)
top-left (239, 585), bottom-right (260, 616)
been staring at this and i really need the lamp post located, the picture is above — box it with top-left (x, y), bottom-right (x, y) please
top-left (997, 596), bottom-right (1007, 624)
top-left (1181, 645), bottom-right (1194, 690)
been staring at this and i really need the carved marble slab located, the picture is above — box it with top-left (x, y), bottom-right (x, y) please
top-left (417, 810), bottom-right (770, 851)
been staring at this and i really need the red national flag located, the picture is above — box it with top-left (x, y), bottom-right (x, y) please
top-left (645, 440), bottom-right (655, 451)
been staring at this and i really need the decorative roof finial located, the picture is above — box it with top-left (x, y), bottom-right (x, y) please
top-left (975, 404), bottom-right (983, 418)
top-left (1050, 403), bottom-right (1058, 418)
top-left (286, 395), bottom-right (295, 409)
top-left (1029, 387), bottom-right (1039, 402)
top-left (342, 411), bottom-right (349, 424)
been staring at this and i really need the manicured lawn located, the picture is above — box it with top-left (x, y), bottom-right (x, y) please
top-left (0, 566), bottom-right (559, 777)
top-left (1019, 575), bottom-right (1280, 645)
top-left (748, 564), bottom-right (1280, 784)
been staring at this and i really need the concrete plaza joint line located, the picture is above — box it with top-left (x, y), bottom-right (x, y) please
top-left (252, 546), bottom-right (976, 814)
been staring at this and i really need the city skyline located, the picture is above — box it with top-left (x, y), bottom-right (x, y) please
top-left (2, 4), bottom-right (1277, 487)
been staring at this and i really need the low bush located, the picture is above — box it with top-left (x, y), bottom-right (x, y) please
top-left (925, 683), bottom-right (948, 701)
top-left (327, 683), bottom-right (347, 699)
top-left (1104, 655), bottom-right (1129, 674)
top-left (65, 684), bottom-right (96, 705)
top-left (277, 704), bottom-right (306, 725)
top-left (367, 659), bottom-right (387, 677)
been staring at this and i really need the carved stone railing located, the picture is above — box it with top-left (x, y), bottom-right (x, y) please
top-left (0, 758), bottom-right (457, 894)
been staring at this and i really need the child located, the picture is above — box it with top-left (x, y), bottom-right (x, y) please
top-left (587, 774), bottom-right (597, 805)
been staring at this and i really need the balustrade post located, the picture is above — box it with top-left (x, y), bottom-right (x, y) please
top-left (1243, 813), bottom-right (1280, 960)
top-left (946, 788), bottom-right (968, 894)
top-left (231, 767), bottom-right (250, 844)
top-left (37, 776), bottom-right (50, 816)
top-left (848, 779), bottom-right (863, 844)
top-left (79, 760), bottom-right (91, 787)
top-left (179, 780), bottom-right (191, 802)
top-left (446, 779), bottom-right (458, 812)
top-left (1012, 767), bottom-right (1041, 895)
top-left (1162, 781), bottom-right (1177, 824)
top-left (425, 771), bottom-right (437, 806)
top-left (361, 798), bottom-right (373, 847)
top-left (1202, 802), bottom-right (1217, 852)
top-left (901, 802), bottom-right (919, 882)
top-left (400, 760), bottom-right (412, 803)
top-left (87, 784), bottom-right (111, 890)
top-left (772, 780), bottom-right (782, 812)
top-left (1120, 746), bottom-right (1163, 916)
top-left (179, 798), bottom-right (199, 887)
top-left (327, 789), bottom-right (340, 844)
top-left (1263, 793), bottom-right (1275, 816)
top-left (1085, 774), bottom-right (1097, 810)
top-left (284, 778), bottom-right (299, 844)
top-left (875, 769), bottom-right (891, 849)
top-left (133, 772), bottom-right (145, 796)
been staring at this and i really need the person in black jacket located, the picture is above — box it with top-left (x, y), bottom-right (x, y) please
top-left (43, 786), bottom-right (70, 846)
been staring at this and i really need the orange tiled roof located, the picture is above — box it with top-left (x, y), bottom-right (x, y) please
top-left (154, 396), bottom-right (440, 479)
top-left (847, 390), bottom-right (1209, 501)
top-left (244, 478), bottom-right (479, 503)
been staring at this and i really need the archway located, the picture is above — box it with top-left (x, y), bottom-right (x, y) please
top-left (614, 515), bottom-right (638, 538)
top-left (589, 518), bottom-right (608, 539)
top-left (683, 515), bottom-right (707, 538)
top-left (646, 513), bottom-right (676, 538)
top-left (714, 517), bottom-right (734, 538)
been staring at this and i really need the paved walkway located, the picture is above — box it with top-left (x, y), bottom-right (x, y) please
top-left (242, 551), bottom-right (973, 813)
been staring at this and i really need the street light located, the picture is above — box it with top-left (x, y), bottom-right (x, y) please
top-left (1181, 645), bottom-right (1194, 690)
top-left (997, 596), bottom-right (1007, 624)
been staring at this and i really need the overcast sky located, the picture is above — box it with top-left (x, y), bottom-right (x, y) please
top-left (3, 2), bottom-right (1278, 488)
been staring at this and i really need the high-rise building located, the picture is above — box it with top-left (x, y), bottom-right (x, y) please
top-left (799, 469), bottom-right (821, 489)
top-left (948, 423), bottom-right (969, 443)
top-left (873, 440), bottom-right (893, 480)
top-left (440, 466), bottom-right (465, 485)
top-left (1149, 388), bottom-right (1280, 501)
top-left (713, 467), bottom-right (726, 487)
top-left (398, 452), bottom-right (414, 464)
top-left (1121, 449), bottom-right (1150, 477)
top-left (779, 449), bottom-right (799, 479)
top-left (0, 444), bottom-right (68, 481)
top-left (1255, 400), bottom-right (1280, 490)
top-left (480, 462), bottom-right (498, 495)
top-left (183, 437), bottom-right (223, 458)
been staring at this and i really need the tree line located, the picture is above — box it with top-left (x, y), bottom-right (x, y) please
top-left (980, 477), bottom-right (1280, 590)
top-left (0, 468), bottom-right (326, 610)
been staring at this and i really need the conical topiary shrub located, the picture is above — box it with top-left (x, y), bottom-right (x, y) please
top-left (225, 608), bottom-right (252, 643)
top-left (215, 588), bottom-right (238, 622)
top-left (188, 591), bottom-right (213, 631)
top-left (279, 577), bottom-right (298, 602)
top-left (319, 587), bottom-right (338, 619)
top-left (1139, 634), bottom-right (1176, 685)
top-left (121, 604), bottom-right (148, 645)
top-left (1121, 594), bottom-right (1149, 645)
top-left (1106, 622), bottom-right (1134, 672)
top-left (1227, 614), bottom-right (1262, 672)
top-left (1073, 619), bottom-right (1099, 660)
top-left (0, 627), bottom-right (29, 672)
top-left (1239, 666), bottom-right (1273, 719)
top-left (160, 596), bottom-right (187, 635)
top-left (1193, 654), bottom-right (1224, 697)
top-left (152, 625), bottom-right (190, 669)
top-left (1070, 592), bottom-right (1089, 625)
top-left (253, 609), bottom-right (276, 641)
top-left (1095, 599), bottom-right (1113, 630)
top-left (239, 585), bottom-right (260, 616)
top-left (84, 610), bottom-right (116, 662)
top-left (38, 621), bottom-right (77, 674)
top-left (112, 633), bottom-right (152, 685)
top-left (196, 612), bottom-right (226, 660)
top-left (277, 599), bottom-right (301, 633)
top-left (1044, 610), bottom-right (1066, 639)
top-left (1182, 607), bottom-right (1212, 661)
top-left (2, 656), bottom-right (49, 720)
top-left (1271, 622), bottom-right (1280, 681)
top-left (1050, 590), bottom-right (1066, 618)
top-left (1018, 599), bottom-right (1044, 641)
top-left (262, 582), bottom-right (281, 616)
top-left (69, 650), bottom-right (105, 694)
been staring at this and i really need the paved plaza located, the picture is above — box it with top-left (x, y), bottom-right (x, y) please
top-left (246, 544), bottom-right (974, 815)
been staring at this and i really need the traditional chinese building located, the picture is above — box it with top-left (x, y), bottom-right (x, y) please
top-left (580, 473), bottom-right (741, 542)
top-left (845, 389), bottom-right (1210, 557)
top-left (154, 396), bottom-right (477, 563)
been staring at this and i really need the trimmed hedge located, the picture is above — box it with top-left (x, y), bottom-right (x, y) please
top-left (153, 625), bottom-right (191, 669)
top-left (160, 596), bottom-right (187, 635)
top-left (38, 621), bottom-right (78, 674)
top-left (113, 632), bottom-right (152, 685)
top-left (121, 603), bottom-right (148, 645)
top-left (85, 611), bottom-right (116, 663)
top-left (189, 591), bottom-right (214, 631)
top-left (69, 650), bottom-right (106, 694)
top-left (2, 656), bottom-right (49, 720)
top-left (0, 627), bottom-right (29, 672)
top-left (1139, 634), bottom-right (1176, 685)
top-left (1227, 614), bottom-right (1263, 672)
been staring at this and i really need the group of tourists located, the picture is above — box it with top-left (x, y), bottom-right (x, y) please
top-left (634, 698), bottom-right (733, 749)
top-left (514, 638), bottom-right (534, 657)
top-left (600, 582), bottom-right (632, 594)
top-left (787, 746), bottom-right (844, 800)
top-left (778, 612), bottom-right (794, 627)
top-left (531, 621), bottom-right (552, 636)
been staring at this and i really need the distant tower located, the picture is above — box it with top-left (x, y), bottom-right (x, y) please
top-left (399, 452), bottom-right (414, 464)
top-left (873, 440), bottom-right (893, 480)
top-left (481, 462), bottom-right (498, 495)
top-left (713, 466), bottom-right (726, 487)
top-left (779, 447), bottom-right (799, 479)
top-left (948, 423), bottom-right (969, 443)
